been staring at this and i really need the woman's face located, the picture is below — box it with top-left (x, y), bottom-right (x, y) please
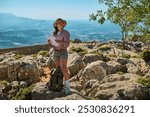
top-left (56, 21), bottom-right (64, 30)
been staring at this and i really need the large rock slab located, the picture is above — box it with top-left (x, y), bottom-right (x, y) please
top-left (0, 65), bottom-right (8, 81)
top-left (31, 82), bottom-right (86, 100)
top-left (79, 60), bottom-right (107, 84)
top-left (7, 60), bottom-right (41, 82)
top-left (67, 53), bottom-right (86, 77)
top-left (82, 53), bottom-right (105, 64)
top-left (107, 61), bottom-right (127, 74)
top-left (80, 73), bottom-right (150, 100)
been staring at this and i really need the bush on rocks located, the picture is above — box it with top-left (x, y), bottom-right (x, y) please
top-left (98, 45), bottom-right (111, 51)
top-left (139, 50), bottom-right (150, 62)
top-left (12, 84), bottom-right (34, 100)
top-left (69, 46), bottom-right (88, 56)
top-left (38, 50), bottom-right (49, 57)
top-left (137, 77), bottom-right (150, 88)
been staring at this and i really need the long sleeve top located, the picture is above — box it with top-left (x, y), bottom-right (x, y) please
top-left (54, 29), bottom-right (70, 50)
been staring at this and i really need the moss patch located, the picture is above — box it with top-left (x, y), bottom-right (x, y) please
top-left (109, 54), bottom-right (117, 58)
top-left (70, 46), bottom-right (88, 56)
top-left (32, 54), bottom-right (37, 58)
top-left (89, 50), bottom-right (102, 55)
top-left (122, 54), bottom-right (130, 59)
top-left (98, 45), bottom-right (111, 51)
top-left (0, 80), bottom-right (8, 86)
top-left (137, 77), bottom-right (150, 88)
top-left (38, 50), bottom-right (49, 56)
top-left (12, 84), bottom-right (35, 100)
top-left (14, 54), bottom-right (24, 59)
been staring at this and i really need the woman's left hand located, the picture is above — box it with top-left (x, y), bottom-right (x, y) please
top-left (54, 45), bottom-right (65, 50)
top-left (55, 39), bottom-right (62, 43)
top-left (47, 39), bottom-right (52, 45)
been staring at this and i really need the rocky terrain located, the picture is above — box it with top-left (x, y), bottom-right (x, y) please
top-left (0, 40), bottom-right (150, 100)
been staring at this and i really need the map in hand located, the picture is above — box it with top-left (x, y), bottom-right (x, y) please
top-left (48, 36), bottom-right (58, 46)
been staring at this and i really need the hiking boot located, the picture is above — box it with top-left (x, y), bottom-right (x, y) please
top-left (65, 87), bottom-right (70, 95)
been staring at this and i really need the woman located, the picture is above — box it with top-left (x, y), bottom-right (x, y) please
top-left (47, 18), bottom-right (70, 94)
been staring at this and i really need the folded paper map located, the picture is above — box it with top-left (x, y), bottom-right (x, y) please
top-left (49, 36), bottom-right (58, 46)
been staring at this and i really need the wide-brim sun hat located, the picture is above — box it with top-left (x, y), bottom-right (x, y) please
top-left (53, 18), bottom-right (67, 27)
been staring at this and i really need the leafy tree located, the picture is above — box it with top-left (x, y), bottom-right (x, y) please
top-left (90, 0), bottom-right (150, 42)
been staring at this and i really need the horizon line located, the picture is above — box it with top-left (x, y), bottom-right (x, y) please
top-left (0, 12), bottom-right (92, 21)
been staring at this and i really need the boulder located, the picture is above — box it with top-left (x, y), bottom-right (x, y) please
top-left (95, 91), bottom-right (113, 100)
top-left (79, 60), bottom-right (107, 85)
top-left (116, 83), bottom-right (149, 100)
top-left (80, 79), bottom-right (99, 97)
top-left (82, 53), bottom-right (106, 64)
top-left (67, 53), bottom-right (86, 77)
top-left (78, 72), bottom-right (150, 100)
top-left (126, 63), bottom-right (141, 74)
top-left (115, 57), bottom-right (130, 65)
top-left (31, 82), bottom-right (85, 100)
top-left (31, 82), bottom-right (64, 100)
top-left (0, 52), bottom-right (16, 66)
top-left (125, 57), bottom-right (150, 76)
top-left (107, 61), bottom-right (127, 73)
top-left (101, 74), bottom-right (129, 83)
top-left (82, 73), bottom-right (150, 100)
top-left (7, 60), bottom-right (41, 82)
top-left (129, 58), bottom-right (150, 75)
top-left (0, 65), bottom-right (8, 81)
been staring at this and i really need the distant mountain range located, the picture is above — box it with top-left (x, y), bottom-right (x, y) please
top-left (0, 13), bottom-right (52, 30)
top-left (0, 13), bottom-right (121, 49)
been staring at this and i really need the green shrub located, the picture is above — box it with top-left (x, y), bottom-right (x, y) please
top-left (89, 50), bottom-right (102, 55)
top-left (38, 50), bottom-right (49, 56)
top-left (137, 77), bottom-right (150, 88)
top-left (0, 80), bottom-right (8, 86)
top-left (139, 50), bottom-right (150, 62)
top-left (12, 84), bottom-right (34, 100)
top-left (98, 45), bottom-right (111, 51)
top-left (70, 46), bottom-right (87, 56)
top-left (32, 54), bottom-right (37, 58)
top-left (122, 54), bottom-right (130, 59)
top-left (109, 54), bottom-right (117, 58)
top-left (14, 54), bottom-right (24, 59)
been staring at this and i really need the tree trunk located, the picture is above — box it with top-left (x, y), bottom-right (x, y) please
top-left (121, 31), bottom-right (125, 40)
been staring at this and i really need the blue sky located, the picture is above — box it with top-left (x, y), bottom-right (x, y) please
top-left (0, 0), bottom-right (107, 20)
